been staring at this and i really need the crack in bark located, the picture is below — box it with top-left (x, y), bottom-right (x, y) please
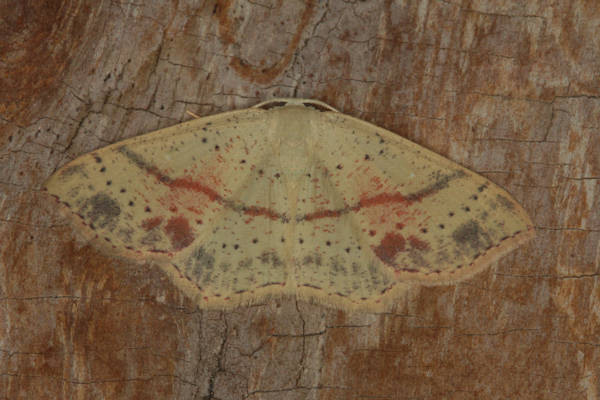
top-left (458, 327), bottom-right (541, 337)
top-left (536, 226), bottom-right (600, 233)
top-left (200, 312), bottom-right (228, 400)
top-left (495, 273), bottom-right (600, 280)
top-left (246, 384), bottom-right (352, 396)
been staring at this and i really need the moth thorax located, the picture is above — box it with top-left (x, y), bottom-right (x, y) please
top-left (274, 107), bottom-right (313, 178)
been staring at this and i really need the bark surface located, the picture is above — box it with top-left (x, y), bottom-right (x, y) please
top-left (1, 1), bottom-right (599, 399)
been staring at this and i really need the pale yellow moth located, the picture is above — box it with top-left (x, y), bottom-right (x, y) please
top-left (45, 99), bottom-right (535, 311)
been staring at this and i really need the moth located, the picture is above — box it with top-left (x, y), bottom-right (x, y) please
top-left (45, 99), bottom-right (534, 311)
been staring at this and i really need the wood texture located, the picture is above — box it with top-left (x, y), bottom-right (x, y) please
top-left (1, 1), bottom-right (598, 399)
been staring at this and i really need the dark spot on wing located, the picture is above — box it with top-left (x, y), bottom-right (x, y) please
top-left (83, 193), bottom-right (121, 229)
top-left (452, 220), bottom-right (492, 252)
top-left (257, 251), bottom-right (283, 268)
top-left (185, 246), bottom-right (215, 282)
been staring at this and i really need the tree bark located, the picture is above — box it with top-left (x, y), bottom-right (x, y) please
top-left (1, 1), bottom-right (598, 399)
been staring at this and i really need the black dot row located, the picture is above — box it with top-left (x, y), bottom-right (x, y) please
top-left (218, 237), bottom-right (361, 252)
top-left (420, 199), bottom-right (479, 233)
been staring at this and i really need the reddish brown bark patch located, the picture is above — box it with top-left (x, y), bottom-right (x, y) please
top-left (216, 0), bottom-right (316, 84)
top-left (0, 1), bottom-right (89, 124)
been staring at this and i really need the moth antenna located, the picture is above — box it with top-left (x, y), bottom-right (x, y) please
top-left (186, 110), bottom-right (201, 119)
